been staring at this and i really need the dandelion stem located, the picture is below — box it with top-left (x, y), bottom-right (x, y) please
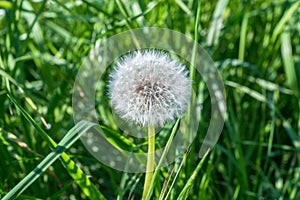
top-left (142, 126), bottom-right (155, 200)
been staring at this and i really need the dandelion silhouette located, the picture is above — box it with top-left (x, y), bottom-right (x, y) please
top-left (109, 49), bottom-right (191, 199)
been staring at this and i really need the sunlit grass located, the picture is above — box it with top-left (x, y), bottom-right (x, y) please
top-left (1, 0), bottom-right (299, 199)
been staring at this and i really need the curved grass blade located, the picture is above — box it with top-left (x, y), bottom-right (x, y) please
top-left (7, 95), bottom-right (106, 200)
top-left (99, 126), bottom-right (144, 153)
top-left (2, 120), bottom-right (96, 200)
top-left (225, 81), bottom-right (300, 149)
top-left (271, 1), bottom-right (300, 43)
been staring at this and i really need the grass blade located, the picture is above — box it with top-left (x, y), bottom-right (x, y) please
top-left (225, 81), bottom-right (300, 148)
top-left (2, 120), bottom-right (94, 200)
top-left (0, 1), bottom-right (12, 9)
top-left (99, 126), bottom-right (143, 153)
top-left (174, 0), bottom-right (192, 15)
top-left (238, 12), bottom-right (249, 61)
top-left (7, 95), bottom-right (106, 200)
top-left (207, 0), bottom-right (229, 47)
top-left (162, 148), bottom-right (189, 200)
top-left (281, 27), bottom-right (299, 97)
top-left (271, 1), bottom-right (300, 43)
top-left (176, 149), bottom-right (210, 200)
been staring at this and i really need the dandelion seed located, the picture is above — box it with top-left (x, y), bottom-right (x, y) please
top-left (109, 50), bottom-right (191, 127)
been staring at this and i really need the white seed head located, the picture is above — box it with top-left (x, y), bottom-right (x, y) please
top-left (109, 50), bottom-right (191, 127)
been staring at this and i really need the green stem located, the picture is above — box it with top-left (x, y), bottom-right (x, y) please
top-left (142, 126), bottom-right (155, 200)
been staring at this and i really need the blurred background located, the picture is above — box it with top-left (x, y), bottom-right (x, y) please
top-left (0, 0), bottom-right (299, 199)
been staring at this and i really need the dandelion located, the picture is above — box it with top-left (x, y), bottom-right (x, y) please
top-left (108, 49), bottom-right (191, 199)
top-left (109, 50), bottom-right (191, 127)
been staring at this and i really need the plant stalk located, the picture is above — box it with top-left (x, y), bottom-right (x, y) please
top-left (142, 126), bottom-right (155, 200)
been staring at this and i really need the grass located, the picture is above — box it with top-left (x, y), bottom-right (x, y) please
top-left (1, 0), bottom-right (300, 199)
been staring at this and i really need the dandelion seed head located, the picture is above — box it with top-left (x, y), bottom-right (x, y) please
top-left (109, 50), bottom-right (191, 127)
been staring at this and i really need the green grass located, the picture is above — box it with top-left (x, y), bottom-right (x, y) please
top-left (1, 0), bottom-right (300, 199)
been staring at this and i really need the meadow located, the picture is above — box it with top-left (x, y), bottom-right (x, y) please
top-left (0, 0), bottom-right (299, 199)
